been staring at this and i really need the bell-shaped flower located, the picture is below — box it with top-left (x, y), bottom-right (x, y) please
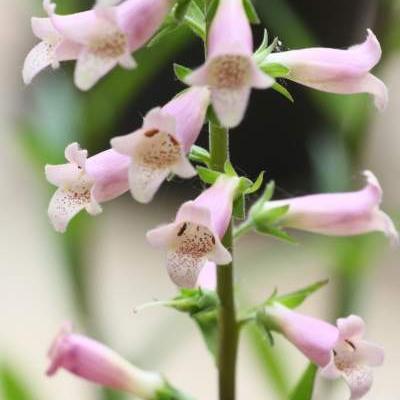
top-left (263, 303), bottom-right (339, 367)
top-left (184, 0), bottom-right (273, 128)
top-left (23, 0), bottom-right (172, 90)
top-left (46, 143), bottom-right (130, 232)
top-left (47, 322), bottom-right (165, 398)
top-left (111, 87), bottom-right (210, 203)
top-left (265, 30), bottom-right (388, 110)
top-left (321, 315), bottom-right (384, 400)
top-left (259, 171), bottom-right (398, 243)
top-left (147, 175), bottom-right (239, 288)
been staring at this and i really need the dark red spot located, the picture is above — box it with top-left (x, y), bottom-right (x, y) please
top-left (145, 129), bottom-right (159, 137)
top-left (177, 223), bottom-right (187, 237)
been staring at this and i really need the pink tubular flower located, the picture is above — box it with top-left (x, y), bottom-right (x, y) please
top-left (146, 175), bottom-right (239, 288)
top-left (321, 315), bottom-right (384, 400)
top-left (260, 171), bottom-right (398, 243)
top-left (264, 303), bottom-right (339, 368)
top-left (46, 143), bottom-right (130, 232)
top-left (111, 87), bottom-right (210, 203)
top-left (23, 0), bottom-right (172, 90)
top-left (184, 0), bottom-right (273, 128)
top-left (266, 30), bottom-right (388, 110)
top-left (196, 261), bottom-right (217, 290)
top-left (47, 322), bottom-right (165, 398)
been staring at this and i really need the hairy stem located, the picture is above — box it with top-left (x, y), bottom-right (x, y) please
top-left (209, 122), bottom-right (238, 400)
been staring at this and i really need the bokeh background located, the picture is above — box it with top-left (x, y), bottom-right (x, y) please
top-left (1, 0), bottom-right (400, 399)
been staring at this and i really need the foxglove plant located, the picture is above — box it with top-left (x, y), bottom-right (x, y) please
top-left (25, 0), bottom-right (397, 399)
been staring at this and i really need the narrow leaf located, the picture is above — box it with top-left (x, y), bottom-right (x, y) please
top-left (289, 363), bottom-right (318, 400)
top-left (184, 0), bottom-right (206, 39)
top-left (173, 63), bottom-right (193, 83)
top-left (174, 0), bottom-right (193, 21)
top-left (273, 280), bottom-right (329, 309)
top-left (197, 166), bottom-right (221, 184)
top-left (254, 224), bottom-right (296, 244)
top-left (224, 160), bottom-right (238, 177)
top-left (0, 363), bottom-right (34, 400)
top-left (147, 23), bottom-right (179, 47)
top-left (242, 0), bottom-right (260, 23)
top-left (255, 205), bottom-right (289, 225)
top-left (261, 63), bottom-right (290, 78)
top-left (245, 171), bottom-right (265, 194)
top-left (272, 82), bottom-right (294, 103)
top-left (189, 145), bottom-right (211, 166)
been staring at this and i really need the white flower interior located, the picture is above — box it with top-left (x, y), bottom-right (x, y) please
top-left (333, 339), bottom-right (357, 371)
top-left (209, 55), bottom-right (251, 89)
top-left (89, 21), bottom-right (127, 58)
top-left (136, 129), bottom-right (182, 169)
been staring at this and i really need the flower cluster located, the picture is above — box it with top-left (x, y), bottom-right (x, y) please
top-left (23, 0), bottom-right (396, 399)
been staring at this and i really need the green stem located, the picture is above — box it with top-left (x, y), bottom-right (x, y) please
top-left (209, 122), bottom-right (238, 400)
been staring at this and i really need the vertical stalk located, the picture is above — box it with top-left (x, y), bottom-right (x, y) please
top-left (209, 122), bottom-right (238, 400)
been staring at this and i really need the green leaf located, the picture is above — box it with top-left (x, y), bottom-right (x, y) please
top-left (244, 171), bottom-right (265, 194)
top-left (196, 166), bottom-right (222, 184)
top-left (205, 0), bottom-right (219, 28)
top-left (174, 0), bottom-right (193, 21)
top-left (272, 280), bottom-right (329, 309)
top-left (193, 310), bottom-right (219, 358)
top-left (224, 160), bottom-right (238, 177)
top-left (147, 22), bottom-right (179, 47)
top-left (254, 37), bottom-right (279, 64)
top-left (254, 224), bottom-right (296, 244)
top-left (254, 205), bottom-right (289, 225)
top-left (189, 145), bottom-right (211, 166)
top-left (254, 29), bottom-right (269, 56)
top-left (242, 0), bottom-right (260, 23)
top-left (272, 82), bottom-right (294, 103)
top-left (233, 195), bottom-right (246, 219)
top-left (261, 63), bottom-right (290, 78)
top-left (173, 63), bottom-right (193, 83)
top-left (0, 363), bottom-right (34, 400)
top-left (207, 105), bottom-right (220, 125)
top-left (289, 363), bottom-right (318, 400)
top-left (261, 180), bottom-right (276, 202)
top-left (183, 0), bottom-right (206, 39)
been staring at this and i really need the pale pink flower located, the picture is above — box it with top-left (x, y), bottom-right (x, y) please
top-left (264, 303), bottom-right (339, 367)
top-left (147, 176), bottom-right (239, 288)
top-left (23, 0), bottom-right (172, 90)
top-left (47, 322), bottom-right (165, 398)
top-left (260, 171), bottom-right (398, 243)
top-left (184, 0), bottom-right (273, 128)
top-left (266, 30), bottom-right (388, 110)
top-left (196, 261), bottom-right (217, 290)
top-left (46, 143), bottom-right (130, 232)
top-left (111, 87), bottom-right (210, 203)
top-left (321, 315), bottom-right (384, 400)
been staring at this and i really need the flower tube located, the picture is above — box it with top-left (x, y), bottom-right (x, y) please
top-left (184, 0), bottom-right (273, 128)
top-left (258, 171), bottom-right (398, 243)
top-left (111, 87), bottom-right (210, 203)
top-left (47, 322), bottom-right (165, 399)
top-left (46, 143), bottom-right (130, 232)
top-left (262, 303), bottom-right (339, 367)
top-left (147, 175), bottom-right (239, 287)
top-left (265, 30), bottom-right (388, 110)
top-left (321, 315), bottom-right (384, 400)
top-left (23, 0), bottom-right (172, 90)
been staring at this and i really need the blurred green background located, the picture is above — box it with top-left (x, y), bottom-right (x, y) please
top-left (1, 0), bottom-right (399, 399)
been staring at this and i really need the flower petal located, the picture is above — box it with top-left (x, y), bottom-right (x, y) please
top-left (23, 41), bottom-right (58, 85)
top-left (175, 202), bottom-right (213, 228)
top-left (146, 223), bottom-right (178, 248)
top-left (337, 315), bottom-right (365, 341)
top-left (128, 160), bottom-right (170, 203)
top-left (196, 261), bottom-right (217, 290)
top-left (209, 239), bottom-right (232, 265)
top-left (143, 107), bottom-right (176, 134)
top-left (211, 86), bottom-right (251, 128)
top-left (74, 49), bottom-right (118, 91)
top-left (48, 188), bottom-right (91, 232)
top-left (343, 365), bottom-right (373, 400)
top-left (166, 250), bottom-right (206, 288)
top-left (171, 156), bottom-right (197, 178)
top-left (356, 341), bottom-right (384, 367)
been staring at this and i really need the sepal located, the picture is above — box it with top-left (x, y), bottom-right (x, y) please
top-left (189, 145), bottom-right (211, 167)
top-left (174, 63), bottom-right (193, 83)
top-left (242, 0), bottom-right (260, 24)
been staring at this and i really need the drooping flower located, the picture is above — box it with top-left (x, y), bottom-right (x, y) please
top-left (184, 0), bottom-right (274, 128)
top-left (265, 30), bottom-right (388, 110)
top-left (47, 322), bottom-right (165, 399)
top-left (196, 261), bottom-right (217, 290)
top-left (111, 87), bottom-right (210, 203)
top-left (263, 303), bottom-right (339, 367)
top-left (46, 143), bottom-right (130, 232)
top-left (147, 175), bottom-right (239, 288)
top-left (258, 171), bottom-right (398, 243)
top-left (23, 0), bottom-right (172, 90)
top-left (321, 315), bottom-right (384, 400)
